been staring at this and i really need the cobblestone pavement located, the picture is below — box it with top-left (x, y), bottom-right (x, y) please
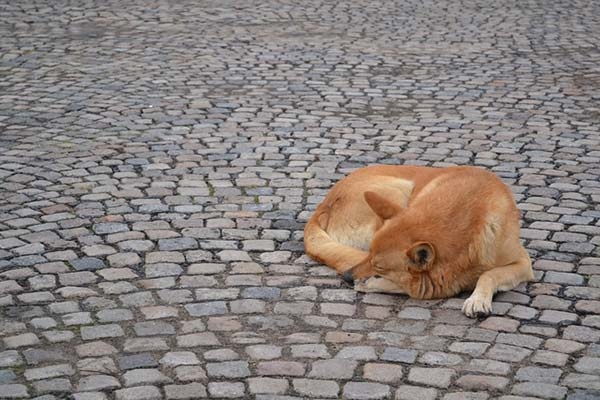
top-left (1, 0), bottom-right (600, 399)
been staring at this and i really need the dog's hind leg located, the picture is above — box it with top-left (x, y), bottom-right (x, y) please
top-left (304, 211), bottom-right (369, 273)
top-left (462, 251), bottom-right (533, 317)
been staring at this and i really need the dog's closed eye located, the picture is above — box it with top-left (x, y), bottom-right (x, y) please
top-left (373, 262), bottom-right (385, 274)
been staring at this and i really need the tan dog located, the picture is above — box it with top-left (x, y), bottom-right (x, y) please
top-left (304, 165), bottom-right (533, 317)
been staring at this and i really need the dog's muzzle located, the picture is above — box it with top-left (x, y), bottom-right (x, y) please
top-left (342, 269), bottom-right (354, 285)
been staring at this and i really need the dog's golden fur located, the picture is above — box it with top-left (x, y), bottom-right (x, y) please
top-left (304, 165), bottom-right (534, 317)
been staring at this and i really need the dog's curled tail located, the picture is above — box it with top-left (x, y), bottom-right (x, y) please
top-left (304, 206), bottom-right (368, 273)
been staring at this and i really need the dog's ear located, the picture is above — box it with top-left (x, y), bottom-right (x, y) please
top-left (407, 242), bottom-right (435, 267)
top-left (364, 191), bottom-right (402, 220)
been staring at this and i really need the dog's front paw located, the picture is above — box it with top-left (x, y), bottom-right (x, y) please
top-left (354, 278), bottom-right (374, 293)
top-left (462, 292), bottom-right (492, 318)
top-left (354, 276), bottom-right (405, 294)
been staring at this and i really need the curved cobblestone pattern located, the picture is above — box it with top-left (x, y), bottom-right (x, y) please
top-left (1, 1), bottom-right (600, 399)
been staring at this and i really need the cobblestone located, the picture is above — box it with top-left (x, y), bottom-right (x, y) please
top-left (512, 382), bottom-right (568, 399)
top-left (363, 363), bottom-right (403, 383)
top-left (206, 361), bottom-right (250, 378)
top-left (516, 366), bottom-right (563, 384)
top-left (395, 385), bottom-right (438, 400)
top-left (381, 347), bottom-right (418, 363)
top-left (207, 382), bottom-right (245, 398)
top-left (77, 375), bottom-right (121, 391)
top-left (343, 382), bottom-right (391, 399)
top-left (247, 377), bottom-right (288, 394)
top-left (165, 383), bottom-right (207, 399)
top-left (115, 386), bottom-right (162, 400)
top-left (456, 374), bottom-right (510, 391)
top-left (293, 378), bottom-right (339, 397)
top-left (119, 354), bottom-right (158, 370)
top-left (308, 359), bottom-right (357, 379)
top-left (0, 384), bottom-right (29, 398)
top-left (123, 368), bottom-right (171, 386)
top-left (81, 324), bottom-right (125, 340)
top-left (78, 357), bottom-right (115, 377)
top-left (408, 367), bottom-right (456, 388)
top-left (257, 361), bottom-right (305, 376)
top-left (0, 351), bottom-right (22, 368)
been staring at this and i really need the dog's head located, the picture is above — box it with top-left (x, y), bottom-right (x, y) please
top-left (344, 191), bottom-right (436, 294)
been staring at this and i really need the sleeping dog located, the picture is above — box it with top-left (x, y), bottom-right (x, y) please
top-left (304, 165), bottom-right (533, 317)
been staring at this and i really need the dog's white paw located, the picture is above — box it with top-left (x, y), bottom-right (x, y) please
top-left (462, 292), bottom-right (492, 318)
top-left (354, 278), bottom-right (375, 293)
top-left (354, 277), bottom-right (405, 294)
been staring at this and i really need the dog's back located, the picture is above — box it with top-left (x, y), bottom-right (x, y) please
top-left (304, 165), bottom-right (446, 272)
top-left (305, 165), bottom-right (524, 280)
top-left (304, 165), bottom-right (533, 316)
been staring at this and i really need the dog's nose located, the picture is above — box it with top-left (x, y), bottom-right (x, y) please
top-left (342, 269), bottom-right (354, 285)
